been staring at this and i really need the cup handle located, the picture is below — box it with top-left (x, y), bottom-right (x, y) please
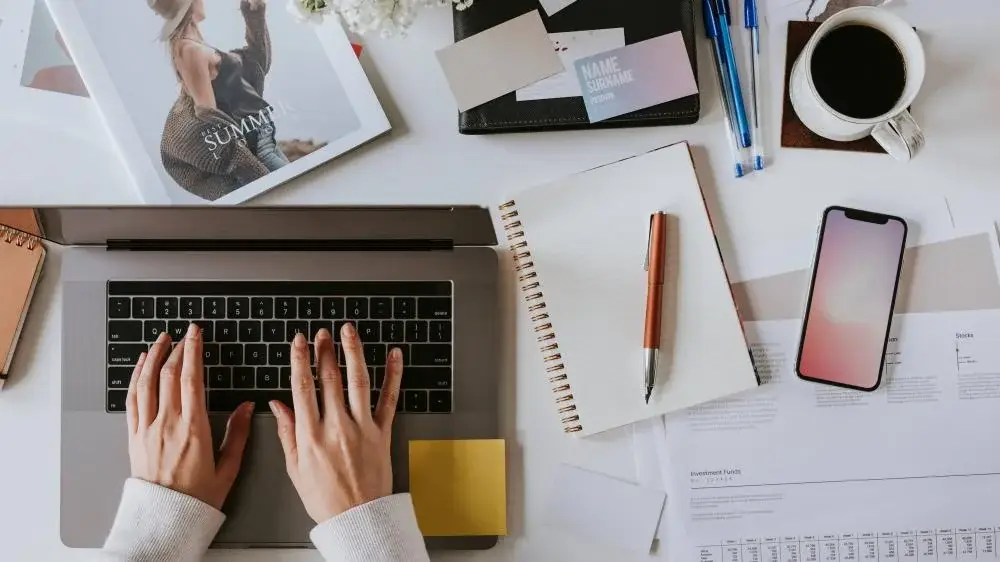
top-left (871, 109), bottom-right (926, 162)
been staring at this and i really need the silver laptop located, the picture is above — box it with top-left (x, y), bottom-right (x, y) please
top-left (51, 207), bottom-right (501, 550)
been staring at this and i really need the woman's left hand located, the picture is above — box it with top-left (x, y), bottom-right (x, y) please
top-left (126, 325), bottom-right (253, 510)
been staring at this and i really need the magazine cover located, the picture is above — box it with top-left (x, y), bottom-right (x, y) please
top-left (46, 0), bottom-right (390, 204)
top-left (0, 0), bottom-right (134, 204)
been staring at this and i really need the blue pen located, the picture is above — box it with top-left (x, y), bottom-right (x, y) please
top-left (745, 0), bottom-right (766, 170)
top-left (714, 0), bottom-right (752, 149)
top-left (703, 0), bottom-right (747, 178)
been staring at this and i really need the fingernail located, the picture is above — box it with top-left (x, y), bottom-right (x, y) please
top-left (294, 333), bottom-right (307, 349)
top-left (391, 348), bottom-right (402, 362)
top-left (157, 331), bottom-right (170, 343)
top-left (268, 401), bottom-right (280, 418)
top-left (187, 322), bottom-right (200, 339)
top-left (240, 401), bottom-right (254, 417)
top-left (137, 352), bottom-right (147, 364)
top-left (344, 323), bottom-right (356, 339)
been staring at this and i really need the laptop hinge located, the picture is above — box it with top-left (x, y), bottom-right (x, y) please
top-left (105, 239), bottom-right (454, 252)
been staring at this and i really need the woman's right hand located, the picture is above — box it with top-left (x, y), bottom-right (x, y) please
top-left (270, 324), bottom-right (404, 523)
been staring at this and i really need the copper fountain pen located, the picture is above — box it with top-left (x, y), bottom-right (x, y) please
top-left (644, 212), bottom-right (668, 404)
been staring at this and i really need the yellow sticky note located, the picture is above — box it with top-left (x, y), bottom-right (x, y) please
top-left (409, 439), bottom-right (507, 537)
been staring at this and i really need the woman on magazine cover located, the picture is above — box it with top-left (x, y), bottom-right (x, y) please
top-left (149, 0), bottom-right (290, 201)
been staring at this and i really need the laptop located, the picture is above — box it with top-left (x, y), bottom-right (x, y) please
top-left (50, 207), bottom-right (501, 550)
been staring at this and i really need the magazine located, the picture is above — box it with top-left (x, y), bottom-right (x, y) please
top-left (46, 0), bottom-right (390, 204)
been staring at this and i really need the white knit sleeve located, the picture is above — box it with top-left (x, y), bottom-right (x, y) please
top-left (310, 494), bottom-right (430, 562)
top-left (98, 478), bottom-right (225, 562)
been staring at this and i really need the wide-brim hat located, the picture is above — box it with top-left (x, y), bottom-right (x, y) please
top-left (148, 0), bottom-right (195, 42)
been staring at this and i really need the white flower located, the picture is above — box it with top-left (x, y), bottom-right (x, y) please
top-left (287, 0), bottom-right (334, 24)
top-left (289, 0), bottom-right (476, 36)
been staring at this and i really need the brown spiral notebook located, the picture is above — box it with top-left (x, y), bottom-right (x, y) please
top-left (0, 220), bottom-right (46, 384)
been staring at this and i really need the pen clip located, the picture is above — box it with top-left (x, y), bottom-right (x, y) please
top-left (644, 214), bottom-right (653, 272)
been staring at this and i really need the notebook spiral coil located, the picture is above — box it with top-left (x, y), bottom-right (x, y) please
top-left (0, 226), bottom-right (39, 250)
top-left (499, 201), bottom-right (582, 434)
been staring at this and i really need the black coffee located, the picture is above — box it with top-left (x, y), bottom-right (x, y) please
top-left (810, 24), bottom-right (906, 119)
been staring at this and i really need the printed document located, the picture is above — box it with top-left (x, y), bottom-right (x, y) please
top-left (664, 310), bottom-right (1000, 561)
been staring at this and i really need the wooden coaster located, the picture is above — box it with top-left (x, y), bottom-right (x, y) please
top-left (781, 20), bottom-right (885, 154)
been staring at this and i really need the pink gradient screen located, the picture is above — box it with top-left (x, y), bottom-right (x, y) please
top-left (797, 209), bottom-right (906, 389)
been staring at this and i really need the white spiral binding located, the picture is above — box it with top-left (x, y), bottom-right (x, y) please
top-left (499, 201), bottom-right (582, 434)
top-left (0, 225), bottom-right (39, 250)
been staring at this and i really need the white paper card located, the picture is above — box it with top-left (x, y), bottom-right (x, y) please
top-left (516, 29), bottom-right (626, 101)
top-left (538, 0), bottom-right (579, 16)
top-left (543, 464), bottom-right (666, 554)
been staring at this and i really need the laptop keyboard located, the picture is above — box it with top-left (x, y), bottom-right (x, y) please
top-left (106, 281), bottom-right (453, 415)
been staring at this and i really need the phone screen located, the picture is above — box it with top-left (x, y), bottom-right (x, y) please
top-left (796, 207), bottom-right (907, 390)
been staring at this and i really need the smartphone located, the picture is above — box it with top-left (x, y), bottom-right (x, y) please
top-left (795, 206), bottom-right (908, 391)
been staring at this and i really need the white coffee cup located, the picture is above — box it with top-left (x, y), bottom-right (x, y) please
top-left (790, 7), bottom-right (926, 161)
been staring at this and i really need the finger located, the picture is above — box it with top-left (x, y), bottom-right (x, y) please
top-left (180, 323), bottom-right (207, 420)
top-left (138, 332), bottom-right (172, 427)
top-left (375, 347), bottom-right (404, 432)
top-left (157, 335), bottom-right (186, 419)
top-left (314, 330), bottom-right (346, 425)
top-left (340, 323), bottom-right (371, 421)
top-left (126, 352), bottom-right (147, 436)
top-left (215, 402), bottom-right (254, 492)
top-left (269, 400), bottom-right (298, 471)
top-left (290, 333), bottom-right (320, 433)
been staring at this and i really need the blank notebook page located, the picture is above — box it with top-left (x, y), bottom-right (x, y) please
top-left (510, 142), bottom-right (758, 436)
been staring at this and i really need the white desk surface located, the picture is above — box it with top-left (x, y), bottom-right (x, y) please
top-left (2, 1), bottom-right (1000, 560)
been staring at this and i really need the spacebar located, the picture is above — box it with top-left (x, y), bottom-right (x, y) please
top-left (208, 390), bottom-right (320, 413)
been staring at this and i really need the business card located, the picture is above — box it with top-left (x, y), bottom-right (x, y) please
top-left (538, 0), bottom-right (579, 16)
top-left (573, 32), bottom-right (698, 123)
top-left (517, 29), bottom-right (626, 101)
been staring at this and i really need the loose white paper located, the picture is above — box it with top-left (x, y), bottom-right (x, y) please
top-left (544, 463), bottom-right (666, 554)
top-left (516, 29), bottom-right (626, 101)
top-left (538, 0), bottom-right (579, 17)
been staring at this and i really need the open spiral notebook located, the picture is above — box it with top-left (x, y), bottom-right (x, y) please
top-left (0, 210), bottom-right (46, 385)
top-left (499, 142), bottom-right (758, 436)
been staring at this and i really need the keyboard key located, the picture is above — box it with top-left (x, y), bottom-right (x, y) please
top-left (263, 321), bottom-right (285, 342)
top-left (365, 344), bottom-right (387, 366)
top-left (204, 297), bottom-right (226, 319)
top-left (275, 297), bottom-right (296, 319)
top-left (269, 344), bottom-right (290, 366)
top-left (168, 321), bottom-right (188, 341)
top-left (107, 390), bottom-right (127, 412)
top-left (374, 367), bottom-right (386, 388)
top-left (108, 344), bottom-right (147, 366)
top-left (280, 367), bottom-right (292, 388)
top-left (418, 298), bottom-right (451, 319)
top-left (358, 321), bottom-right (380, 342)
top-left (209, 367), bottom-right (232, 388)
top-left (227, 297), bottom-right (249, 319)
top-left (156, 297), bottom-right (178, 319)
top-left (402, 367), bottom-right (452, 389)
top-left (347, 298), bottom-right (368, 320)
top-left (299, 298), bottom-right (321, 320)
top-left (108, 367), bottom-right (132, 389)
top-left (245, 344), bottom-right (267, 366)
top-left (108, 321), bottom-right (143, 342)
top-left (108, 297), bottom-right (131, 319)
top-left (144, 321), bottom-right (167, 342)
top-left (370, 298), bottom-right (392, 319)
top-left (394, 297), bottom-right (416, 319)
top-left (411, 344), bottom-right (451, 366)
top-left (133, 297), bottom-right (155, 319)
top-left (397, 344), bottom-right (410, 366)
top-left (221, 344), bottom-right (243, 366)
top-left (405, 321), bottom-right (428, 342)
top-left (382, 321), bottom-right (404, 343)
top-left (257, 367), bottom-right (279, 389)
top-left (429, 321), bottom-right (452, 343)
top-left (404, 390), bottom-right (428, 413)
top-left (429, 390), bottom-right (452, 413)
top-left (286, 321), bottom-right (308, 341)
top-left (333, 321), bottom-right (350, 342)
top-left (180, 297), bottom-right (202, 319)
top-left (203, 344), bottom-right (220, 366)
top-left (310, 321), bottom-right (333, 340)
top-left (233, 368), bottom-right (256, 389)
top-left (216, 321), bottom-right (238, 342)
top-left (193, 320), bottom-right (215, 342)
top-left (239, 321), bottom-right (262, 342)
top-left (323, 297), bottom-right (345, 319)
top-left (251, 297), bottom-right (273, 319)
